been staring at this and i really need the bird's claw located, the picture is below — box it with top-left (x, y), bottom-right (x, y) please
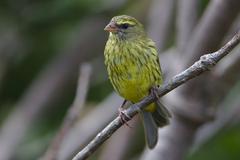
top-left (118, 107), bottom-right (132, 128)
top-left (150, 86), bottom-right (160, 100)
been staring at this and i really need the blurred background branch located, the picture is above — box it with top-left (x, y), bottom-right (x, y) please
top-left (58, 93), bottom-right (122, 160)
top-left (0, 0), bottom-right (240, 160)
top-left (41, 63), bottom-right (92, 160)
top-left (147, 0), bottom-right (176, 52)
top-left (176, 0), bottom-right (199, 52)
top-left (0, 16), bottom-right (107, 160)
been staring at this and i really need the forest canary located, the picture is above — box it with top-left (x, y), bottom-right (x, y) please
top-left (104, 15), bottom-right (171, 148)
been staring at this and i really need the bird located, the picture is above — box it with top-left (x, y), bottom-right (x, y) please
top-left (104, 15), bottom-right (171, 149)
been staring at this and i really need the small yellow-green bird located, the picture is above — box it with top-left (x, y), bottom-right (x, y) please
top-left (104, 15), bottom-right (171, 148)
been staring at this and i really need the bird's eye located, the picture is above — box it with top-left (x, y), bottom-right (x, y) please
top-left (119, 23), bottom-right (129, 29)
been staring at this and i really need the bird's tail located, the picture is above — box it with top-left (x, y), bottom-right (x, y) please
top-left (152, 100), bottom-right (171, 127)
top-left (140, 101), bottom-right (171, 148)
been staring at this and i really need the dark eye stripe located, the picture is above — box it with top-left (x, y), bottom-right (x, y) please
top-left (117, 23), bottom-right (132, 29)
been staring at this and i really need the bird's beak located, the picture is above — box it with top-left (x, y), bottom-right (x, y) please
top-left (104, 21), bottom-right (118, 32)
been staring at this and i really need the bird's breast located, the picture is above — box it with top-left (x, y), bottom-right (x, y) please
top-left (105, 42), bottom-right (153, 102)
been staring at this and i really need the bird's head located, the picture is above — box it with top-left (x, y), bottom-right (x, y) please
top-left (104, 15), bottom-right (146, 40)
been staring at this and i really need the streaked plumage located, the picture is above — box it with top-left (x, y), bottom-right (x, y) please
top-left (104, 15), bottom-right (171, 148)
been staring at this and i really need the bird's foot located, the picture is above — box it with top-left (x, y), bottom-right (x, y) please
top-left (150, 86), bottom-right (160, 100)
top-left (118, 100), bottom-right (132, 128)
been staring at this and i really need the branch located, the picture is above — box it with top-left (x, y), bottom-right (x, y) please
top-left (0, 16), bottom-right (107, 160)
top-left (41, 63), bottom-right (92, 160)
top-left (192, 98), bottom-right (240, 152)
top-left (98, 117), bottom-right (139, 160)
top-left (176, 0), bottom-right (199, 52)
top-left (58, 93), bottom-right (122, 160)
top-left (211, 45), bottom-right (240, 100)
top-left (184, 0), bottom-right (240, 65)
top-left (147, 0), bottom-right (176, 52)
top-left (223, 15), bottom-right (240, 44)
top-left (215, 45), bottom-right (240, 77)
top-left (72, 31), bottom-right (240, 160)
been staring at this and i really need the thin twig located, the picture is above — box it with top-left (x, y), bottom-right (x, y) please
top-left (72, 31), bottom-right (240, 160)
top-left (41, 63), bottom-right (92, 160)
top-left (184, 0), bottom-right (240, 65)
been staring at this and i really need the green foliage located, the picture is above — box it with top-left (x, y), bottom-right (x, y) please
top-left (187, 125), bottom-right (240, 160)
top-left (0, 0), bottom-right (104, 102)
top-left (88, 81), bottom-right (113, 102)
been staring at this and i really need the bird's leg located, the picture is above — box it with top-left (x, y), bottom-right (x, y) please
top-left (150, 86), bottom-right (165, 108)
top-left (150, 86), bottom-right (160, 100)
top-left (118, 100), bottom-right (132, 127)
top-left (120, 99), bottom-right (127, 109)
